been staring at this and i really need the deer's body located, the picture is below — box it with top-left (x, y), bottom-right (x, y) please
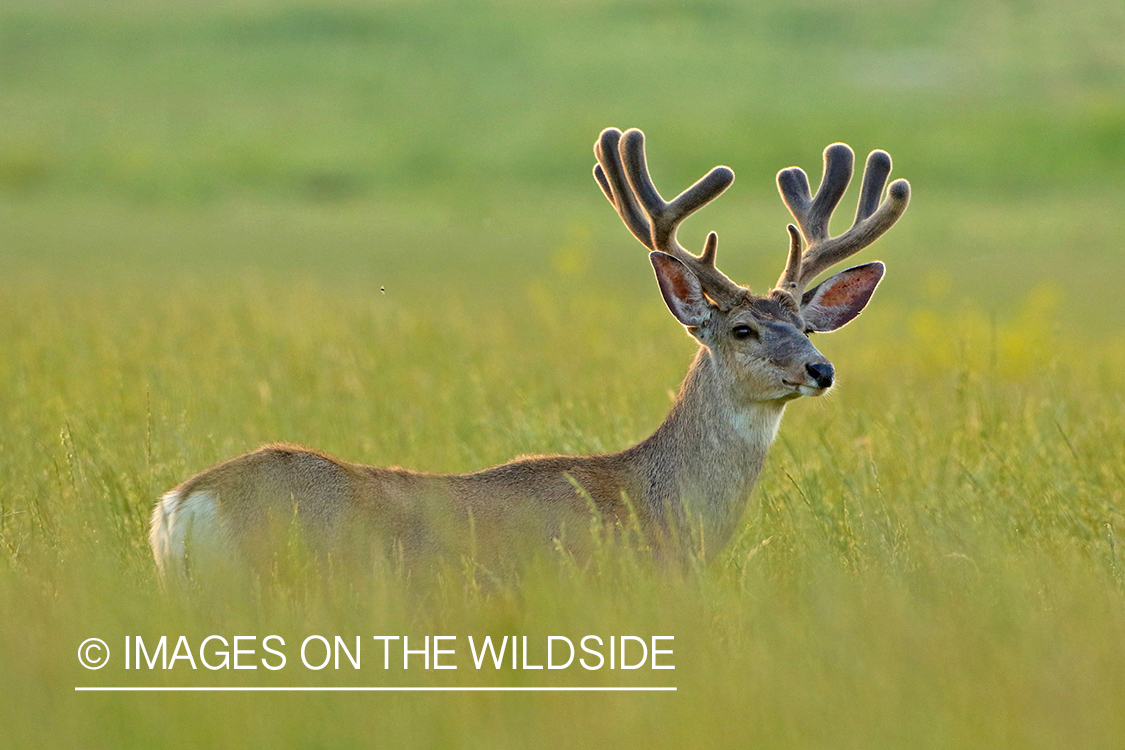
top-left (151, 128), bottom-right (909, 578)
top-left (151, 347), bottom-right (785, 575)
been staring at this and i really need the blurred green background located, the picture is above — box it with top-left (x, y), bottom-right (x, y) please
top-left (3, 0), bottom-right (1122, 302)
top-left (1, 0), bottom-right (1124, 747)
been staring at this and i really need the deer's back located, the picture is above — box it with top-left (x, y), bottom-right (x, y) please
top-left (157, 443), bottom-right (648, 572)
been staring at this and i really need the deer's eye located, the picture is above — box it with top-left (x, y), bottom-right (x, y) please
top-left (732, 325), bottom-right (757, 340)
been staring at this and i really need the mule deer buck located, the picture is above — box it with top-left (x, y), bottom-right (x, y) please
top-left (150, 128), bottom-right (909, 578)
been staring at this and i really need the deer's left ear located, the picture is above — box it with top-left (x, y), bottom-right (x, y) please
top-left (801, 262), bottom-right (884, 332)
top-left (650, 251), bottom-right (714, 328)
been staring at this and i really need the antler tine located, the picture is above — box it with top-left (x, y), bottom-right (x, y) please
top-left (807, 144), bottom-right (854, 241)
top-left (607, 128), bottom-right (744, 309)
top-left (775, 224), bottom-right (803, 296)
top-left (617, 129), bottom-right (734, 245)
top-left (777, 143), bottom-right (853, 244)
top-left (855, 149), bottom-right (892, 224)
top-left (775, 144), bottom-right (910, 298)
top-left (594, 128), bottom-right (653, 249)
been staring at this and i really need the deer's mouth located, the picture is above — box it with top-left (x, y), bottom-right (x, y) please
top-left (783, 379), bottom-right (829, 397)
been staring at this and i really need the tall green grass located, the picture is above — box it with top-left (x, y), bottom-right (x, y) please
top-left (1, 0), bottom-right (1124, 747)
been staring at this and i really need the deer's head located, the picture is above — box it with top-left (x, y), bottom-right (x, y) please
top-left (594, 128), bottom-right (909, 404)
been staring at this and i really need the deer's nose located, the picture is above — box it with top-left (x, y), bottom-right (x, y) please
top-left (806, 362), bottom-right (834, 389)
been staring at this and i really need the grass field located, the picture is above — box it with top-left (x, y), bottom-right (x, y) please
top-left (1, 0), bottom-right (1124, 747)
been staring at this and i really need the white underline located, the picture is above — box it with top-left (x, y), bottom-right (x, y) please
top-left (75, 686), bottom-right (676, 692)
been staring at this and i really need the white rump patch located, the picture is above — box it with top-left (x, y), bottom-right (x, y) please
top-left (149, 489), bottom-right (225, 580)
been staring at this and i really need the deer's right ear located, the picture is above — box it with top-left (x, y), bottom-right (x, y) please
top-left (650, 251), bottom-right (713, 328)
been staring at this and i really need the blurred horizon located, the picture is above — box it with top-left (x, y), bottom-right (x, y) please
top-left (3, 0), bottom-right (1123, 330)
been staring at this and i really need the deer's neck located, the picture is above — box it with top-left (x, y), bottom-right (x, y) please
top-left (628, 347), bottom-right (785, 552)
